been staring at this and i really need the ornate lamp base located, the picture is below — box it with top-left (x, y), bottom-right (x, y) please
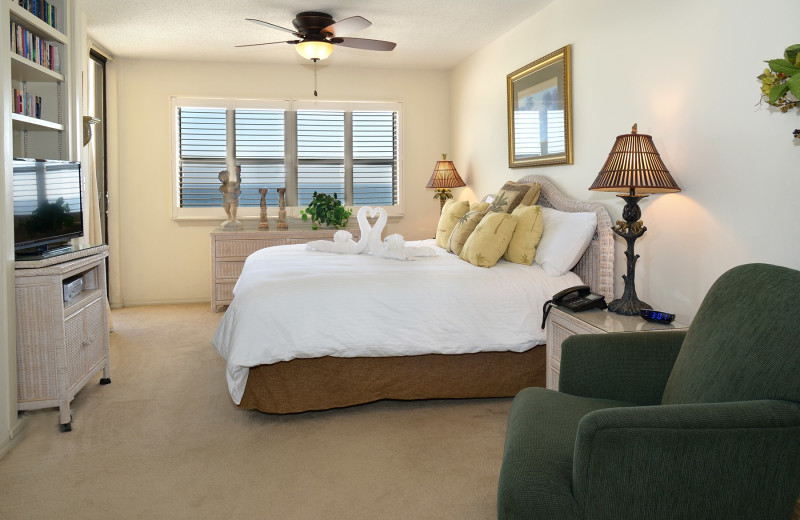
top-left (609, 194), bottom-right (653, 316)
top-left (608, 296), bottom-right (652, 315)
top-left (433, 188), bottom-right (453, 214)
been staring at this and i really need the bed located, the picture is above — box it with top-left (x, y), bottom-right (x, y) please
top-left (212, 175), bottom-right (614, 413)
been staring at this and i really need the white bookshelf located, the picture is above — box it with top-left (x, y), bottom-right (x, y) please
top-left (7, 0), bottom-right (70, 159)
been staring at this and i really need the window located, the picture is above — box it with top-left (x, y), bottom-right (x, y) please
top-left (172, 98), bottom-right (401, 219)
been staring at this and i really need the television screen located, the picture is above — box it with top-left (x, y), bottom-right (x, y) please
top-left (13, 158), bottom-right (84, 253)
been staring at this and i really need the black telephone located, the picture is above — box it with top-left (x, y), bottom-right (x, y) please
top-left (541, 285), bottom-right (607, 328)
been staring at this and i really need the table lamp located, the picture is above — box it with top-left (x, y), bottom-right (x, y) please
top-left (426, 154), bottom-right (466, 213)
top-left (589, 124), bottom-right (681, 315)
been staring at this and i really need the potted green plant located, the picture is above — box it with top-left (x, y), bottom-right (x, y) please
top-left (300, 191), bottom-right (353, 230)
top-left (757, 44), bottom-right (800, 141)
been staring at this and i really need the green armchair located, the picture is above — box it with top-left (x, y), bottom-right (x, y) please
top-left (498, 263), bottom-right (800, 520)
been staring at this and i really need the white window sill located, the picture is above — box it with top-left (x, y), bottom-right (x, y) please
top-left (171, 210), bottom-right (405, 224)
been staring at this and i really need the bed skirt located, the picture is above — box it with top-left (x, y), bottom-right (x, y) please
top-left (238, 345), bottom-right (546, 414)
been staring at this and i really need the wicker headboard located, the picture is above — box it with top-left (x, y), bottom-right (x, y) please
top-left (515, 175), bottom-right (615, 301)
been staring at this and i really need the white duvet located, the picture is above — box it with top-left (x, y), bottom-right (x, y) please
top-left (212, 239), bottom-right (582, 404)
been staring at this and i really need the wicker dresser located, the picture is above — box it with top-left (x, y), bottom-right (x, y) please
top-left (211, 224), bottom-right (360, 312)
top-left (15, 246), bottom-right (111, 432)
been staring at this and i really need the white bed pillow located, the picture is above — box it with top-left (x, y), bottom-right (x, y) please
top-left (534, 207), bottom-right (597, 276)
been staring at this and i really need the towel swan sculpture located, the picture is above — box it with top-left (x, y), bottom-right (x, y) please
top-left (306, 207), bottom-right (435, 260)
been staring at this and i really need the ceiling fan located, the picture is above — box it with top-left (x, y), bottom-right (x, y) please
top-left (237, 11), bottom-right (397, 61)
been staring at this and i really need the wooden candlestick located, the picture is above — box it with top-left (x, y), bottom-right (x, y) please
top-left (277, 188), bottom-right (288, 229)
top-left (258, 188), bottom-right (269, 229)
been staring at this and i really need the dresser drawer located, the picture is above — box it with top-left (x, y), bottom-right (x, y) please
top-left (215, 238), bottom-right (286, 258)
top-left (215, 283), bottom-right (235, 303)
top-left (215, 261), bottom-right (245, 280)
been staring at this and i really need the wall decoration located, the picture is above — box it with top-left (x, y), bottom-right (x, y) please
top-left (507, 45), bottom-right (573, 167)
top-left (757, 44), bottom-right (800, 141)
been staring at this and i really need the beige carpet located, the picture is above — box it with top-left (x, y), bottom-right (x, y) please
top-left (0, 303), bottom-right (513, 520)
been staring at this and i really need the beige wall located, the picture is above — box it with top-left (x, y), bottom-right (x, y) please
top-left (452, 0), bottom-right (800, 323)
top-left (107, 59), bottom-right (449, 306)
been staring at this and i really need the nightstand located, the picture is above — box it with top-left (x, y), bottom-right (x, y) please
top-left (545, 306), bottom-right (688, 390)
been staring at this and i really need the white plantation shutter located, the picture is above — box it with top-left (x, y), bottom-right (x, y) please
top-left (234, 109), bottom-right (285, 207)
top-left (296, 110), bottom-right (345, 206)
top-left (352, 111), bottom-right (397, 206)
top-left (178, 107), bottom-right (226, 207)
top-left (174, 98), bottom-right (401, 213)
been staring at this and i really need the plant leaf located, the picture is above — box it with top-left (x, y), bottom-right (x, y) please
top-left (768, 59), bottom-right (800, 76)
top-left (788, 74), bottom-right (800, 101)
top-left (784, 44), bottom-right (800, 66)
top-left (769, 83), bottom-right (790, 104)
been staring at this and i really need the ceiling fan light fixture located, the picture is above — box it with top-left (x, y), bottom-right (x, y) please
top-left (296, 40), bottom-right (334, 60)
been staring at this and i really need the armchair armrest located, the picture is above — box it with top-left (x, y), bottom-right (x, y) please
top-left (558, 330), bottom-right (686, 405)
top-left (572, 400), bottom-right (800, 520)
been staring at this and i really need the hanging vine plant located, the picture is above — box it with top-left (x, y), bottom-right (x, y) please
top-left (757, 44), bottom-right (800, 141)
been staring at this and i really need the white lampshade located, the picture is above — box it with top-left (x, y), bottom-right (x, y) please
top-left (296, 41), bottom-right (334, 61)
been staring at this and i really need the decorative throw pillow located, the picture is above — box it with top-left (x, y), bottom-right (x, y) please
top-left (459, 212), bottom-right (519, 268)
top-left (504, 205), bottom-right (544, 265)
top-left (519, 182), bottom-right (542, 206)
top-left (447, 210), bottom-right (487, 255)
top-left (488, 182), bottom-right (532, 213)
top-left (534, 208), bottom-right (597, 276)
top-left (470, 201), bottom-right (491, 212)
top-left (435, 200), bottom-right (470, 249)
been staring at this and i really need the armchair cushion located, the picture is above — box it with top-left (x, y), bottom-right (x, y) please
top-left (559, 330), bottom-right (686, 405)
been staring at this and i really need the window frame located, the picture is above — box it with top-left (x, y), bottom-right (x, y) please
top-left (171, 97), bottom-right (403, 221)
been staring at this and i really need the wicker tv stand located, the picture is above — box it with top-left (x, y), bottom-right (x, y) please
top-left (15, 245), bottom-right (111, 432)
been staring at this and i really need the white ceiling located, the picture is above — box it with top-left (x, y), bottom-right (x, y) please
top-left (81, 0), bottom-right (553, 69)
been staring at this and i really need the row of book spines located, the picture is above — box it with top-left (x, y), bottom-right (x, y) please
top-left (12, 88), bottom-right (43, 119)
top-left (15, 0), bottom-right (57, 29)
top-left (10, 21), bottom-right (61, 72)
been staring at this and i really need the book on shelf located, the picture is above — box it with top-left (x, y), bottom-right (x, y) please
top-left (12, 87), bottom-right (42, 119)
top-left (10, 20), bottom-right (60, 72)
top-left (16, 0), bottom-right (57, 29)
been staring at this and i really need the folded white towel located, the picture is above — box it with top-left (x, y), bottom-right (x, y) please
top-left (306, 206), bottom-right (433, 261)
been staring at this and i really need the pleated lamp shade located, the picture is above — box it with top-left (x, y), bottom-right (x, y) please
top-left (589, 124), bottom-right (681, 195)
top-left (426, 155), bottom-right (466, 189)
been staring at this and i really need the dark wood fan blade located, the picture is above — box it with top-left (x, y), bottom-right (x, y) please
top-left (246, 18), bottom-right (301, 36)
top-left (333, 37), bottom-right (396, 51)
top-left (321, 16), bottom-right (371, 37)
top-left (235, 40), bottom-right (299, 48)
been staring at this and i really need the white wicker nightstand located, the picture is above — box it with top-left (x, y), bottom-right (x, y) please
top-left (544, 306), bottom-right (688, 391)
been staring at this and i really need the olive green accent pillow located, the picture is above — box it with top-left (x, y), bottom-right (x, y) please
top-left (488, 182), bottom-right (533, 213)
top-left (447, 210), bottom-right (487, 255)
top-left (435, 200), bottom-right (470, 248)
top-left (459, 212), bottom-right (519, 268)
top-left (470, 201), bottom-right (491, 212)
top-left (520, 182), bottom-right (542, 206)
top-left (504, 205), bottom-right (544, 266)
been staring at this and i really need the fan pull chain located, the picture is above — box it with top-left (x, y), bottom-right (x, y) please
top-left (313, 58), bottom-right (319, 97)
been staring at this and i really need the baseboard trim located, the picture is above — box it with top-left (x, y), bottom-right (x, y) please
top-left (0, 416), bottom-right (27, 461)
top-left (112, 298), bottom-right (209, 308)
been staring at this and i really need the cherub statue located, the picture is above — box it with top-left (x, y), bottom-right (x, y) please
top-left (219, 166), bottom-right (243, 229)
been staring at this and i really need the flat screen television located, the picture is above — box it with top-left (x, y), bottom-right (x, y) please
top-left (13, 158), bottom-right (84, 258)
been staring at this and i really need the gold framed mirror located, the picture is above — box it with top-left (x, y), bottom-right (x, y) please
top-left (507, 45), bottom-right (573, 168)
